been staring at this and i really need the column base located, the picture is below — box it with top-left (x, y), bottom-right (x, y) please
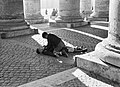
top-left (1, 28), bottom-right (38, 39)
top-left (25, 14), bottom-right (45, 24)
top-left (95, 40), bottom-right (120, 68)
top-left (0, 19), bottom-right (38, 39)
top-left (89, 12), bottom-right (109, 21)
top-left (26, 19), bottom-right (45, 24)
top-left (88, 17), bottom-right (109, 22)
top-left (75, 51), bottom-right (120, 83)
top-left (49, 18), bottom-right (90, 28)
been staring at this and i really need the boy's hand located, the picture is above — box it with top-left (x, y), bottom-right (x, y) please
top-left (43, 45), bottom-right (47, 49)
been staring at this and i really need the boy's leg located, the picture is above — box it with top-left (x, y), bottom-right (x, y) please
top-left (42, 50), bottom-right (59, 57)
top-left (36, 48), bottom-right (41, 54)
top-left (36, 48), bottom-right (44, 54)
top-left (36, 46), bottom-right (59, 57)
top-left (63, 46), bottom-right (87, 53)
top-left (61, 49), bottom-right (68, 57)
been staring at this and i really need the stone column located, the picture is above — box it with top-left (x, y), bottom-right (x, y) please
top-left (23, 0), bottom-right (44, 24)
top-left (95, 0), bottom-right (120, 67)
top-left (0, 0), bottom-right (38, 39)
top-left (49, 0), bottom-right (89, 28)
top-left (80, 0), bottom-right (92, 18)
top-left (90, 0), bottom-right (109, 21)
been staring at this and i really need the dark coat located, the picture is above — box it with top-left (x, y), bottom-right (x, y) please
top-left (46, 34), bottom-right (61, 51)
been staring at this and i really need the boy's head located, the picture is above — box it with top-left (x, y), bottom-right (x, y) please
top-left (42, 32), bottom-right (48, 39)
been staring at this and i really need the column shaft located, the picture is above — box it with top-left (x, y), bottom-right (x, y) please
top-left (90, 0), bottom-right (109, 21)
top-left (59, 0), bottom-right (81, 21)
top-left (80, 0), bottom-right (92, 18)
top-left (23, 0), bottom-right (44, 24)
top-left (108, 0), bottom-right (120, 43)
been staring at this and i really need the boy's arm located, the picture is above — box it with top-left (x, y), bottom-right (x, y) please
top-left (46, 39), bottom-right (52, 50)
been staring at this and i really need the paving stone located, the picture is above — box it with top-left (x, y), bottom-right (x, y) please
top-left (74, 25), bottom-right (108, 38)
top-left (0, 39), bottom-right (74, 86)
top-left (54, 69), bottom-right (120, 87)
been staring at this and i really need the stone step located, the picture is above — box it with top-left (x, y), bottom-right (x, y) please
top-left (18, 68), bottom-right (77, 87)
top-left (0, 21), bottom-right (28, 27)
top-left (18, 67), bottom-right (119, 87)
top-left (75, 51), bottom-right (120, 84)
top-left (0, 25), bottom-right (30, 32)
top-left (0, 19), bottom-right (24, 23)
top-left (26, 18), bottom-right (45, 24)
top-left (49, 21), bottom-right (89, 28)
top-left (88, 17), bottom-right (109, 22)
top-left (0, 28), bottom-right (38, 39)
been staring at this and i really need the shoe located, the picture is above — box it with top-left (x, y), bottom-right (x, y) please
top-left (36, 48), bottom-right (40, 54)
top-left (82, 48), bottom-right (87, 52)
top-left (76, 46), bottom-right (83, 50)
top-left (54, 53), bottom-right (60, 58)
top-left (58, 52), bottom-right (62, 56)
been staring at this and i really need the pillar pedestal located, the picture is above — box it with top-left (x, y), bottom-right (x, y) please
top-left (95, 0), bottom-right (120, 67)
top-left (23, 0), bottom-right (44, 24)
top-left (25, 13), bottom-right (44, 24)
top-left (49, 16), bottom-right (89, 28)
top-left (0, 0), bottom-right (38, 39)
top-left (95, 39), bottom-right (120, 67)
top-left (49, 0), bottom-right (89, 28)
top-left (89, 0), bottom-right (109, 21)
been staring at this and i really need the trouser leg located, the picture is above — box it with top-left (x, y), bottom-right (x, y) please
top-left (42, 50), bottom-right (55, 57)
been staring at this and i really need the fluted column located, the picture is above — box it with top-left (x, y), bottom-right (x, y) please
top-left (95, 0), bottom-right (120, 67)
top-left (90, 0), bottom-right (109, 21)
top-left (0, 0), bottom-right (37, 39)
top-left (49, 0), bottom-right (89, 28)
top-left (23, 0), bottom-right (44, 24)
top-left (59, 0), bottom-right (82, 22)
top-left (80, 0), bottom-right (92, 18)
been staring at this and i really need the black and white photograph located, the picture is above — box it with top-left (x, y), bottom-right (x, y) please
top-left (0, 0), bottom-right (120, 87)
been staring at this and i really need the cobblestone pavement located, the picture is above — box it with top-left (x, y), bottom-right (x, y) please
top-left (54, 69), bottom-right (120, 87)
top-left (74, 26), bottom-right (108, 38)
top-left (32, 23), bottom-right (59, 31)
top-left (0, 39), bottom-right (74, 87)
top-left (0, 23), bottom-right (111, 87)
top-left (32, 23), bottom-right (108, 38)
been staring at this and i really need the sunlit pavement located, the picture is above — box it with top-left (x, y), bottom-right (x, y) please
top-left (1, 22), bottom-right (119, 87)
top-left (19, 67), bottom-right (119, 87)
top-left (0, 37), bottom-right (74, 87)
